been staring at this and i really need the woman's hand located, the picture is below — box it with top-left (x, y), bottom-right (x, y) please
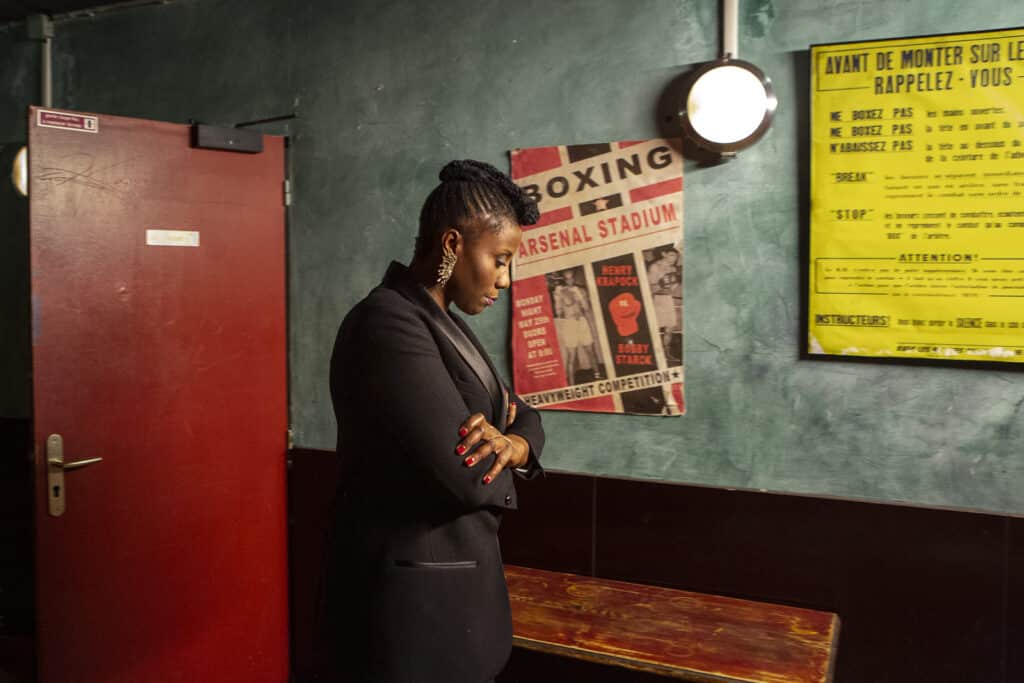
top-left (456, 412), bottom-right (529, 485)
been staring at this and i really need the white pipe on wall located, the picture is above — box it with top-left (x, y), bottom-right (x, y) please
top-left (723, 0), bottom-right (739, 58)
top-left (27, 14), bottom-right (54, 107)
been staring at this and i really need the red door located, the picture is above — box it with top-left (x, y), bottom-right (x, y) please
top-left (29, 107), bottom-right (289, 682)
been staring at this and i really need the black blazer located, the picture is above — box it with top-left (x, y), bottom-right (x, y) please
top-left (323, 262), bottom-right (545, 683)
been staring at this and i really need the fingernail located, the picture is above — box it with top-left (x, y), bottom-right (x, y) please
top-left (459, 427), bottom-right (469, 437)
top-left (483, 475), bottom-right (492, 485)
top-left (464, 457), bottom-right (474, 466)
top-left (456, 444), bottom-right (466, 455)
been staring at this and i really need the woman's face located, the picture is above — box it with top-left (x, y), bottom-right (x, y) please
top-left (448, 217), bottom-right (522, 315)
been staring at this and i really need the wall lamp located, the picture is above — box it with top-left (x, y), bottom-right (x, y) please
top-left (10, 145), bottom-right (27, 196)
top-left (680, 0), bottom-right (776, 159)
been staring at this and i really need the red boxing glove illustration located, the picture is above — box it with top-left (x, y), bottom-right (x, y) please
top-left (609, 292), bottom-right (642, 336)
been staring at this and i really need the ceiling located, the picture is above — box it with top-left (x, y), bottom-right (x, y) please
top-left (0, 1), bottom-right (143, 23)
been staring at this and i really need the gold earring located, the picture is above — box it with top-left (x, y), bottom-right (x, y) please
top-left (436, 246), bottom-right (457, 287)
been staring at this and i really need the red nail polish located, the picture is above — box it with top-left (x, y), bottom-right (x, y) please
top-left (459, 427), bottom-right (468, 437)
top-left (456, 444), bottom-right (466, 455)
top-left (464, 457), bottom-right (474, 466)
top-left (483, 475), bottom-right (492, 485)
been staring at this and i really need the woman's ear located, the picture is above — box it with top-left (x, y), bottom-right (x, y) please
top-left (441, 228), bottom-right (463, 255)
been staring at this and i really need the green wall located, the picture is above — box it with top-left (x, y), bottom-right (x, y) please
top-left (4, 0), bottom-right (1024, 514)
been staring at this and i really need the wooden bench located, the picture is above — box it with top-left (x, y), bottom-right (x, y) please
top-left (505, 565), bottom-right (839, 683)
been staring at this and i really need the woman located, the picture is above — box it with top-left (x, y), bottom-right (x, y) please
top-left (323, 160), bottom-right (545, 682)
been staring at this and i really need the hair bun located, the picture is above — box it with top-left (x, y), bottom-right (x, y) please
top-left (437, 158), bottom-right (541, 226)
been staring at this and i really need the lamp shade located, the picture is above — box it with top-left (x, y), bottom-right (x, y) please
top-left (11, 145), bottom-right (27, 197)
top-left (681, 58), bottom-right (776, 155)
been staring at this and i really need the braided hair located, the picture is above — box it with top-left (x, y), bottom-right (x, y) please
top-left (415, 159), bottom-right (540, 258)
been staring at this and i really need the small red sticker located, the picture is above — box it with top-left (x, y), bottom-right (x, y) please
top-left (37, 110), bottom-right (99, 133)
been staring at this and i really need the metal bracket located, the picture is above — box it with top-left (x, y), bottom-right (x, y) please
top-left (190, 123), bottom-right (263, 154)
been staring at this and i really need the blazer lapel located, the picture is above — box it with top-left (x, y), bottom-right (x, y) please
top-left (382, 262), bottom-right (506, 429)
top-left (450, 314), bottom-right (509, 432)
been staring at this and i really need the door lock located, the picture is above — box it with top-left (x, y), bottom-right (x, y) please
top-left (46, 434), bottom-right (103, 517)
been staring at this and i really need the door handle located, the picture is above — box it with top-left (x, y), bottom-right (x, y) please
top-left (46, 434), bottom-right (102, 517)
top-left (47, 456), bottom-right (104, 470)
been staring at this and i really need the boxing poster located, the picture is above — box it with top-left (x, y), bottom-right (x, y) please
top-left (509, 140), bottom-right (684, 415)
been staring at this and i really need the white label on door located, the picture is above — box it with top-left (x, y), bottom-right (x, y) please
top-left (146, 229), bottom-right (200, 247)
top-left (36, 110), bottom-right (99, 133)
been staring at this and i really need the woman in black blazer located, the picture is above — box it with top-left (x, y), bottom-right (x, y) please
top-left (323, 160), bottom-right (545, 683)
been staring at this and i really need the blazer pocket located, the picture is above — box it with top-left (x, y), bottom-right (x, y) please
top-left (376, 556), bottom-right (493, 680)
top-left (393, 559), bottom-right (478, 569)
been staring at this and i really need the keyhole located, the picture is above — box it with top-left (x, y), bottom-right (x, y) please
top-left (52, 484), bottom-right (61, 498)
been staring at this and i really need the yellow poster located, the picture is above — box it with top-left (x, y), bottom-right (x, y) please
top-left (809, 28), bottom-right (1024, 362)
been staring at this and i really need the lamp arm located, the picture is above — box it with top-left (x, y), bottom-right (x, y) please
top-left (723, 0), bottom-right (739, 59)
